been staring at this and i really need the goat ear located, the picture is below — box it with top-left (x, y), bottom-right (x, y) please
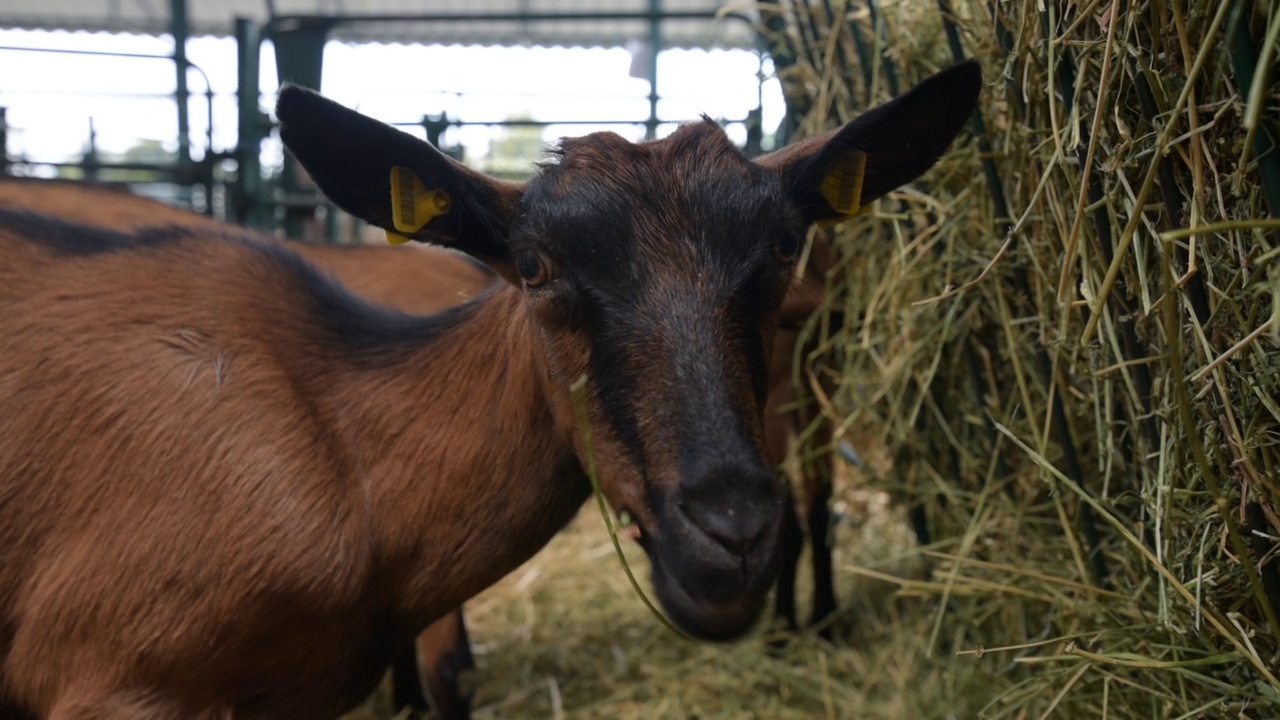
top-left (757, 59), bottom-right (982, 226)
top-left (276, 84), bottom-right (521, 280)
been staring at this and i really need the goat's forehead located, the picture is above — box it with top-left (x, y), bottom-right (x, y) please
top-left (561, 121), bottom-right (739, 157)
top-left (540, 123), bottom-right (760, 194)
top-left (519, 123), bottom-right (788, 263)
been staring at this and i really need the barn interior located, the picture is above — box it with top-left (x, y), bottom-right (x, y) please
top-left (2, 0), bottom-right (1278, 718)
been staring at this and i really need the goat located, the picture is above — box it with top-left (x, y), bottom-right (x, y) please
top-left (1, 178), bottom-right (829, 717)
top-left (0, 60), bottom-right (979, 719)
top-left (0, 176), bottom-right (829, 712)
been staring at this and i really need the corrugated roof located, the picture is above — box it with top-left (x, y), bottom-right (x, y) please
top-left (0, 0), bottom-right (759, 49)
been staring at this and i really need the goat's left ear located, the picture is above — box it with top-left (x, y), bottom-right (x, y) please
top-left (275, 84), bottom-right (522, 280)
top-left (757, 59), bottom-right (982, 226)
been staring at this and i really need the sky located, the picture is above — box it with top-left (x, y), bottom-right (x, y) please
top-left (0, 27), bottom-right (786, 174)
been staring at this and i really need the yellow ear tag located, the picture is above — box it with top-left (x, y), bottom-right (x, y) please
top-left (817, 149), bottom-right (870, 228)
top-left (386, 165), bottom-right (452, 245)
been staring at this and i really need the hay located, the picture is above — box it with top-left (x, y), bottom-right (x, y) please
top-left (768, 0), bottom-right (1280, 716)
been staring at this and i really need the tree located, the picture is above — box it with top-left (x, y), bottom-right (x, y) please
top-left (481, 112), bottom-right (545, 180)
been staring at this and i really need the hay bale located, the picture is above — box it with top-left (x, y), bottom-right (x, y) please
top-left (770, 0), bottom-right (1280, 715)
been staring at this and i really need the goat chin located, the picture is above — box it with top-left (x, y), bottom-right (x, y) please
top-left (649, 556), bottom-right (776, 642)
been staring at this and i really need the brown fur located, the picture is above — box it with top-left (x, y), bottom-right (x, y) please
top-left (0, 179), bottom-right (226, 231)
top-left (413, 610), bottom-right (473, 720)
top-left (0, 178), bottom-right (493, 313)
top-left (0, 179), bottom-right (489, 719)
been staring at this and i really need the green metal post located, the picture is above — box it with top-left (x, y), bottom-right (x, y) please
top-left (646, 0), bottom-right (661, 139)
top-left (745, 106), bottom-right (762, 156)
top-left (83, 118), bottom-right (99, 182)
top-left (171, 0), bottom-right (191, 167)
top-left (754, 3), bottom-right (803, 145)
top-left (271, 20), bottom-right (329, 90)
top-left (0, 107), bottom-right (8, 176)
top-left (234, 18), bottom-right (264, 228)
top-left (325, 202), bottom-right (340, 243)
top-left (271, 19), bottom-right (331, 239)
top-left (423, 114), bottom-right (447, 148)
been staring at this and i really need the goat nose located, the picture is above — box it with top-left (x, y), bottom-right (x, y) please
top-left (678, 462), bottom-right (778, 556)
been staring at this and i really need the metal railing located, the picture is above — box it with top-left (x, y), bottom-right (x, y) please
top-left (0, 44), bottom-right (225, 212)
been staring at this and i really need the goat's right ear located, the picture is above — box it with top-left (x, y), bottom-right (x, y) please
top-left (276, 84), bottom-right (522, 280)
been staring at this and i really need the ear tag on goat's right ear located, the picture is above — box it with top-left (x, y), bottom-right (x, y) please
top-left (387, 165), bottom-right (452, 244)
top-left (818, 149), bottom-right (869, 226)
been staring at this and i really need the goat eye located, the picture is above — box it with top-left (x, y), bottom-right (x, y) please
top-left (775, 233), bottom-right (800, 262)
top-left (516, 250), bottom-right (549, 287)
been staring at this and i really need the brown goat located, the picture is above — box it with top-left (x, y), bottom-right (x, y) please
top-left (0, 61), bottom-right (979, 720)
top-left (0, 179), bottom-right (831, 718)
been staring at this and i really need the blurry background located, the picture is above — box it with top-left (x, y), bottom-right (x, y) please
top-left (0, 0), bottom-right (784, 241)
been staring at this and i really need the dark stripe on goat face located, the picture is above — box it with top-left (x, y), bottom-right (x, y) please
top-left (662, 290), bottom-right (776, 486)
top-left (514, 122), bottom-right (800, 492)
top-left (521, 122), bottom-right (799, 291)
top-left (582, 281), bottom-right (779, 500)
top-left (582, 288), bottom-right (651, 473)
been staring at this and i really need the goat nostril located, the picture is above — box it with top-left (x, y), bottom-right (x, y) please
top-left (677, 465), bottom-right (777, 556)
top-left (681, 504), bottom-right (759, 555)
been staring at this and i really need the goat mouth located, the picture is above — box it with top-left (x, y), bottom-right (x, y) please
top-left (647, 551), bottom-right (769, 641)
top-left (615, 507), bottom-right (642, 542)
top-left (639, 512), bottom-right (781, 641)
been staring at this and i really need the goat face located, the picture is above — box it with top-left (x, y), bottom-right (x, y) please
top-left (276, 59), bottom-right (981, 640)
top-left (512, 124), bottom-right (795, 639)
